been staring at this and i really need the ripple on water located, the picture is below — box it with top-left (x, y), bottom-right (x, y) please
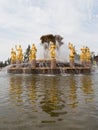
top-left (0, 73), bottom-right (98, 130)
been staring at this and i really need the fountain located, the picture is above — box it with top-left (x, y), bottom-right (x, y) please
top-left (7, 34), bottom-right (92, 74)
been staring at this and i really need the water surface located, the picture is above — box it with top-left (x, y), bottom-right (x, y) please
top-left (0, 71), bottom-right (98, 130)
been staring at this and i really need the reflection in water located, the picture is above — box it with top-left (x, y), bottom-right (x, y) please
top-left (9, 75), bottom-right (38, 111)
top-left (81, 75), bottom-right (94, 103)
top-left (9, 75), bottom-right (66, 117)
top-left (40, 77), bottom-right (66, 117)
top-left (5, 74), bottom-right (98, 130)
top-left (68, 76), bottom-right (78, 108)
top-left (27, 77), bottom-right (37, 104)
top-left (9, 76), bottom-right (23, 105)
top-left (9, 75), bottom-right (94, 114)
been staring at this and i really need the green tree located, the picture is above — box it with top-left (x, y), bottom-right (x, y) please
top-left (0, 61), bottom-right (3, 68)
top-left (24, 45), bottom-right (30, 62)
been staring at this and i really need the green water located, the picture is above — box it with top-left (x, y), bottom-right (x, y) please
top-left (0, 72), bottom-right (98, 130)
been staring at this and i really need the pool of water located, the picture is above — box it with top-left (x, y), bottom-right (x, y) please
top-left (0, 71), bottom-right (98, 130)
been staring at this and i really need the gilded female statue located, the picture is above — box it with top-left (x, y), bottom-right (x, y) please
top-left (68, 42), bottom-right (76, 60)
top-left (15, 45), bottom-right (23, 62)
top-left (11, 48), bottom-right (16, 63)
top-left (49, 42), bottom-right (56, 59)
top-left (29, 44), bottom-right (37, 61)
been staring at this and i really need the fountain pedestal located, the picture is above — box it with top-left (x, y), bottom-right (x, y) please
top-left (31, 59), bottom-right (36, 69)
top-left (69, 59), bottom-right (74, 67)
top-left (51, 58), bottom-right (56, 69)
top-left (81, 61), bottom-right (91, 67)
top-left (85, 61), bottom-right (91, 67)
top-left (81, 61), bottom-right (86, 67)
top-left (16, 61), bottom-right (22, 68)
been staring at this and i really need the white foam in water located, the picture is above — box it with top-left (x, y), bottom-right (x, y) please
top-left (0, 64), bottom-right (13, 73)
top-left (93, 67), bottom-right (98, 74)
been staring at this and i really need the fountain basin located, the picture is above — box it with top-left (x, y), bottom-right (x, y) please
top-left (7, 67), bottom-right (91, 74)
top-left (7, 60), bottom-right (91, 74)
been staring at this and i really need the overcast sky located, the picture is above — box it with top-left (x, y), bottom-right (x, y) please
top-left (0, 0), bottom-right (98, 61)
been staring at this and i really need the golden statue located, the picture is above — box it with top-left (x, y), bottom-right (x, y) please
top-left (68, 42), bottom-right (76, 61)
top-left (85, 47), bottom-right (91, 62)
top-left (29, 44), bottom-right (37, 61)
top-left (11, 48), bottom-right (16, 64)
top-left (15, 45), bottom-right (23, 62)
top-left (80, 46), bottom-right (86, 62)
top-left (49, 42), bottom-right (56, 59)
top-left (80, 46), bottom-right (91, 63)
